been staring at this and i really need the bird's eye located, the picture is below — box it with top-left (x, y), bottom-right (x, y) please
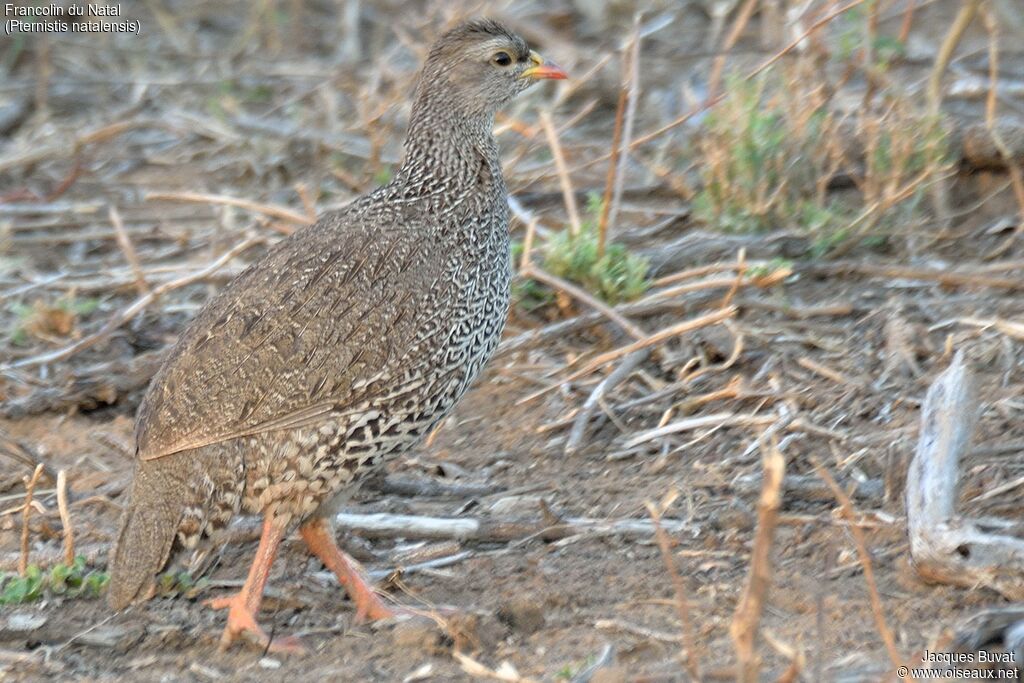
top-left (492, 51), bottom-right (512, 67)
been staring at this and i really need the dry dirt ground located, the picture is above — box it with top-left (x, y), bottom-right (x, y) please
top-left (2, 1), bottom-right (1024, 681)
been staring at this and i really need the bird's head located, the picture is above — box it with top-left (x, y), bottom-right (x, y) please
top-left (415, 19), bottom-right (567, 119)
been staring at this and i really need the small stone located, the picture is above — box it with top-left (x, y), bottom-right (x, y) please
top-left (496, 598), bottom-right (546, 635)
top-left (6, 612), bottom-right (47, 632)
top-left (392, 620), bottom-right (446, 656)
top-left (259, 657), bottom-right (281, 669)
top-left (78, 624), bottom-right (145, 651)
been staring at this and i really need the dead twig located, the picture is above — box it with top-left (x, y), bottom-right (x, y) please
top-left (521, 264), bottom-right (646, 340)
top-left (1, 236), bottom-right (265, 371)
top-left (731, 437), bottom-right (784, 683)
top-left (539, 111), bottom-right (581, 237)
top-left (559, 306), bottom-right (737, 388)
top-left (596, 87), bottom-right (627, 259)
top-left (564, 350), bottom-right (649, 455)
top-left (813, 460), bottom-right (906, 674)
top-left (707, 0), bottom-right (759, 101)
top-left (926, 0), bottom-right (982, 230)
top-left (145, 190), bottom-right (311, 226)
top-left (805, 261), bottom-right (1024, 290)
top-left (980, 5), bottom-right (1024, 254)
top-left (324, 511), bottom-right (692, 542)
top-left (19, 464), bottom-right (45, 576)
top-left (647, 491), bottom-right (700, 679)
top-left (624, 412), bottom-right (774, 449)
top-left (56, 470), bottom-right (74, 566)
top-left (108, 205), bottom-right (148, 295)
top-left (604, 16), bottom-right (640, 255)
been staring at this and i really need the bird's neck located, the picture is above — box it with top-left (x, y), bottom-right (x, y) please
top-left (396, 91), bottom-right (501, 194)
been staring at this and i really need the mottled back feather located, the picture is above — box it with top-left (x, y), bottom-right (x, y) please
top-left (136, 215), bottom-right (448, 461)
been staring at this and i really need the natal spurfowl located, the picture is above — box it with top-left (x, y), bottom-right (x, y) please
top-left (108, 18), bottom-right (566, 653)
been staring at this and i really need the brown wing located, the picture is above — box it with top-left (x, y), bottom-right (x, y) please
top-left (136, 212), bottom-right (446, 461)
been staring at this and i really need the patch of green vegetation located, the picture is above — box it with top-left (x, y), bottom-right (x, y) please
top-left (693, 72), bottom-right (950, 256)
top-left (373, 165), bottom-right (393, 186)
top-left (156, 570), bottom-right (208, 599)
top-left (0, 561), bottom-right (209, 605)
top-left (834, 3), bottom-right (906, 71)
top-left (538, 193), bottom-right (650, 305)
top-left (6, 295), bottom-right (102, 347)
top-left (0, 557), bottom-right (109, 605)
top-left (747, 258), bottom-right (794, 279)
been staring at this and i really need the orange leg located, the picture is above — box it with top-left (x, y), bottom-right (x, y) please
top-left (206, 516), bottom-right (305, 654)
top-left (299, 516), bottom-right (395, 622)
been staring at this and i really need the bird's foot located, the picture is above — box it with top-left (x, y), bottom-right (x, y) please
top-left (349, 582), bottom-right (398, 623)
top-left (205, 593), bottom-right (307, 655)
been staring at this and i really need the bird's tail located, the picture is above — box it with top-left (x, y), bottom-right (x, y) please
top-left (107, 457), bottom-right (190, 610)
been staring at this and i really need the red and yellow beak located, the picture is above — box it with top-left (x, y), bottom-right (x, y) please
top-left (521, 50), bottom-right (568, 80)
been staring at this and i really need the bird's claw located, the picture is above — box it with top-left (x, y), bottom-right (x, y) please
top-left (205, 593), bottom-right (307, 655)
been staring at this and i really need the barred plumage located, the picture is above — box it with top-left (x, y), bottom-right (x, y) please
top-left (108, 18), bottom-right (566, 653)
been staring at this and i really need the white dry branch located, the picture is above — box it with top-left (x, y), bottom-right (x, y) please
top-left (906, 351), bottom-right (1024, 600)
top-left (332, 512), bottom-right (690, 542)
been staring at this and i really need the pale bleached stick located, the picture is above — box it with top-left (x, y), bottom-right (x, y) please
top-left (906, 351), bottom-right (1024, 600)
top-left (564, 349), bottom-right (648, 455)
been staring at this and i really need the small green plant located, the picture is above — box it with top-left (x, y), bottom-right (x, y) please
top-left (538, 193), bottom-right (650, 305)
top-left (373, 165), bottom-right (393, 186)
top-left (0, 557), bottom-right (109, 604)
top-left (693, 67), bottom-right (950, 255)
top-left (6, 295), bottom-right (101, 346)
top-left (156, 570), bottom-right (208, 599)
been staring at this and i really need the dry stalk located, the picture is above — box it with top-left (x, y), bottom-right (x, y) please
top-left (624, 0), bottom-right (871, 153)
top-left (813, 459), bottom-right (906, 676)
top-left (596, 88), bottom-right (627, 260)
top-left (19, 464), bottom-right (45, 576)
top-left (518, 217), bottom-right (538, 273)
top-left (516, 306), bottom-right (737, 404)
top-left (108, 205), bottom-right (149, 295)
top-left (2, 236), bottom-right (265, 371)
top-left (926, 0), bottom-right (982, 229)
top-left (796, 357), bottom-right (860, 387)
top-left (605, 16), bottom-right (641, 254)
top-left (521, 264), bottom-right (646, 340)
top-left (860, 0), bottom-right (881, 107)
top-left (731, 436), bottom-right (785, 683)
top-left (0, 117), bottom-right (169, 174)
top-left (655, 261), bottom-right (768, 287)
top-left (981, 6), bottom-right (1024, 239)
top-left (641, 267), bottom-right (790, 303)
top-left (707, 0), bottom-right (759, 101)
top-left (646, 491), bottom-right (701, 680)
top-left (145, 190), bottom-right (310, 226)
top-left (57, 469), bottom-right (75, 566)
top-left (806, 261), bottom-right (1024, 290)
top-left (625, 412), bottom-right (775, 449)
top-left (538, 111), bottom-right (581, 237)
top-left (719, 248), bottom-right (747, 309)
top-left (564, 349), bottom-right (649, 455)
top-left (898, 0), bottom-right (916, 43)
